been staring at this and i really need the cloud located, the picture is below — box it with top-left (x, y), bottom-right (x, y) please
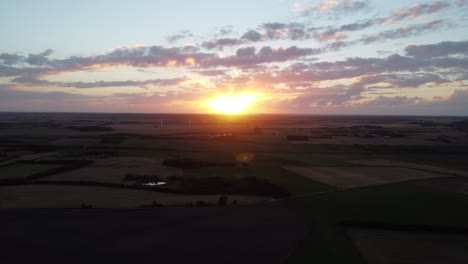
top-left (25, 49), bottom-right (54, 66)
top-left (313, 20), bottom-right (375, 42)
top-left (167, 30), bottom-right (194, 43)
top-left (458, 0), bottom-right (468, 7)
top-left (215, 26), bottom-right (234, 36)
top-left (0, 42), bottom-right (324, 85)
top-left (266, 85), bottom-right (365, 112)
top-left (405, 40), bottom-right (468, 58)
top-left (201, 23), bottom-right (312, 50)
top-left (0, 45), bottom-right (215, 77)
top-left (362, 95), bottom-right (423, 106)
top-left (241, 30), bottom-right (262, 42)
top-left (201, 38), bottom-right (239, 50)
top-left (261, 22), bottom-right (311, 41)
top-left (361, 20), bottom-right (446, 44)
top-left (0, 49), bottom-right (54, 66)
top-left (193, 1), bottom-right (452, 50)
top-left (354, 89), bottom-right (468, 115)
top-left (11, 75), bottom-right (188, 89)
top-left (296, 0), bottom-right (368, 16)
top-left (267, 50), bottom-right (468, 85)
top-left (356, 73), bottom-right (451, 88)
top-left (317, 0), bottom-right (367, 12)
top-left (200, 46), bottom-right (320, 68)
top-left (0, 53), bottom-right (24, 66)
top-left (384, 1), bottom-right (450, 24)
top-left (194, 70), bottom-right (226, 76)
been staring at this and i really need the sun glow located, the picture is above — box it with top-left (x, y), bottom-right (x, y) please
top-left (207, 93), bottom-right (257, 114)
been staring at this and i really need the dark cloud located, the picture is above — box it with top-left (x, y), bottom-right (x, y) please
top-left (236, 46), bottom-right (256, 57)
top-left (192, 1), bottom-right (451, 50)
top-left (361, 20), bottom-right (446, 44)
top-left (384, 1), bottom-right (450, 23)
top-left (0, 64), bottom-right (46, 77)
top-left (25, 49), bottom-right (54, 66)
top-left (11, 75), bottom-right (187, 89)
top-left (0, 43), bottom-right (322, 82)
top-left (268, 85), bottom-right (364, 111)
top-left (0, 53), bottom-right (24, 65)
top-left (0, 49), bottom-right (54, 66)
top-left (356, 73), bottom-right (451, 88)
top-left (314, 19), bottom-right (375, 42)
top-left (261, 23), bottom-right (310, 41)
top-left (200, 46), bottom-right (321, 68)
top-left (167, 30), bottom-right (194, 43)
top-left (215, 26), bottom-right (234, 36)
top-left (362, 95), bottom-right (422, 106)
top-left (293, 1), bottom-right (451, 44)
top-left (241, 30), bottom-right (262, 42)
top-left (405, 40), bottom-right (468, 58)
top-left (201, 38), bottom-right (239, 50)
top-left (266, 51), bottom-right (468, 85)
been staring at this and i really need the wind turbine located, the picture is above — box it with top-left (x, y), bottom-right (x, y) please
top-left (158, 118), bottom-right (166, 128)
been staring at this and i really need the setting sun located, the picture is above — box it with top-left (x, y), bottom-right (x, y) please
top-left (207, 93), bottom-right (257, 114)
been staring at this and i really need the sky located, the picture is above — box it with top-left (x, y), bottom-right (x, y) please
top-left (0, 0), bottom-right (467, 115)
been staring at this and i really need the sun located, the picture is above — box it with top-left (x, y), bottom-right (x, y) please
top-left (207, 93), bottom-right (257, 114)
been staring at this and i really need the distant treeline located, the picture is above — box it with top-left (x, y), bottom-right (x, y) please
top-left (124, 173), bottom-right (161, 182)
top-left (29, 175), bottom-right (290, 198)
top-left (163, 158), bottom-right (236, 169)
top-left (168, 175), bottom-right (290, 198)
top-left (287, 135), bottom-right (309, 141)
top-left (66, 126), bottom-right (115, 132)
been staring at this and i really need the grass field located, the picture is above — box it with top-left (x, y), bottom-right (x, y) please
top-left (177, 153), bottom-right (334, 195)
top-left (285, 183), bottom-right (468, 264)
top-left (0, 184), bottom-right (268, 208)
top-left (347, 227), bottom-right (468, 264)
top-left (282, 166), bottom-right (446, 188)
top-left (0, 163), bottom-right (61, 180)
top-left (47, 157), bottom-right (182, 184)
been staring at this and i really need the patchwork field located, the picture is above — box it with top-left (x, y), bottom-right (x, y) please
top-left (350, 159), bottom-right (468, 177)
top-left (411, 177), bottom-right (468, 195)
top-left (282, 166), bottom-right (447, 188)
top-left (46, 157), bottom-right (182, 184)
top-left (0, 163), bottom-right (61, 180)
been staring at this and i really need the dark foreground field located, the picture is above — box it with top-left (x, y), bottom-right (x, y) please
top-left (0, 202), bottom-right (307, 264)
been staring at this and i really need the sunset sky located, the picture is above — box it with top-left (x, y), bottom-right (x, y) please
top-left (0, 0), bottom-right (467, 115)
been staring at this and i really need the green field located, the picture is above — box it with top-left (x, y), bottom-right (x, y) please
top-left (0, 163), bottom-right (61, 180)
top-left (285, 183), bottom-right (468, 264)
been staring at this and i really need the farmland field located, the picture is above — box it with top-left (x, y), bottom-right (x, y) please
top-left (1, 113), bottom-right (468, 264)
top-left (347, 227), bottom-right (468, 264)
top-left (282, 166), bottom-right (446, 188)
top-left (0, 163), bottom-right (61, 180)
top-left (46, 157), bottom-right (182, 184)
top-left (0, 184), bottom-right (267, 208)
